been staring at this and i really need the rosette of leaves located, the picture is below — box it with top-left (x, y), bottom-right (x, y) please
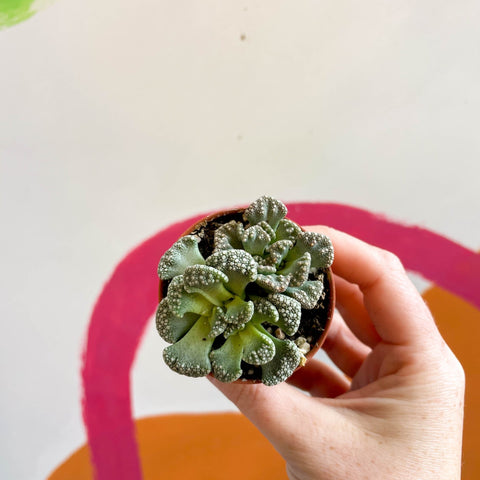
top-left (156, 195), bottom-right (334, 386)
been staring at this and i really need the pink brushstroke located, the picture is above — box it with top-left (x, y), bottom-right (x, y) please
top-left (81, 214), bottom-right (205, 479)
top-left (81, 203), bottom-right (480, 479)
top-left (287, 203), bottom-right (480, 309)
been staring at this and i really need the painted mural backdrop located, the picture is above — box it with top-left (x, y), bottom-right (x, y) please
top-left (1, 1), bottom-right (479, 479)
top-left (45, 203), bottom-right (479, 479)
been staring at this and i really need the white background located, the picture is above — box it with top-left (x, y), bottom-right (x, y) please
top-left (1, 1), bottom-right (479, 478)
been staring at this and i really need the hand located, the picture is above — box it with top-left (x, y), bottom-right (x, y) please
top-left (208, 227), bottom-right (465, 480)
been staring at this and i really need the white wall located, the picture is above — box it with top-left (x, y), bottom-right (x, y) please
top-left (1, 1), bottom-right (479, 478)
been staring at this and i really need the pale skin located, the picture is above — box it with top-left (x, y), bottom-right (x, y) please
top-left (209, 227), bottom-right (465, 480)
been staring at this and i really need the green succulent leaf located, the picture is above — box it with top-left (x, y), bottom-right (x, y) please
top-left (288, 232), bottom-right (334, 269)
top-left (278, 252), bottom-right (311, 287)
top-left (158, 235), bottom-right (205, 280)
top-left (241, 225), bottom-right (273, 256)
top-left (255, 273), bottom-right (291, 293)
top-left (250, 296), bottom-right (279, 324)
top-left (284, 280), bottom-right (324, 309)
top-left (275, 219), bottom-right (302, 242)
top-left (263, 240), bottom-right (294, 267)
top-left (243, 195), bottom-right (287, 230)
top-left (261, 336), bottom-right (301, 386)
top-left (267, 293), bottom-right (302, 335)
top-left (183, 265), bottom-right (233, 305)
top-left (213, 221), bottom-right (244, 251)
top-left (206, 250), bottom-right (257, 297)
top-left (163, 316), bottom-right (215, 377)
top-left (256, 263), bottom-right (277, 274)
top-left (222, 323), bottom-right (243, 338)
top-left (224, 296), bottom-right (255, 328)
top-left (210, 334), bottom-right (244, 383)
top-left (155, 298), bottom-right (200, 343)
top-left (239, 323), bottom-right (276, 365)
top-left (208, 306), bottom-right (228, 337)
top-left (256, 221), bottom-right (276, 241)
top-left (167, 276), bottom-right (213, 317)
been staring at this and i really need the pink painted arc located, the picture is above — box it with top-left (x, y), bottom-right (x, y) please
top-left (288, 203), bottom-right (480, 309)
top-left (81, 203), bottom-right (480, 479)
top-left (81, 213), bottom-right (205, 479)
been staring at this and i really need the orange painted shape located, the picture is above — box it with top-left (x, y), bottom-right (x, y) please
top-left (49, 412), bottom-right (287, 480)
top-left (422, 285), bottom-right (480, 480)
top-left (137, 413), bottom-right (287, 480)
top-left (48, 443), bottom-right (93, 479)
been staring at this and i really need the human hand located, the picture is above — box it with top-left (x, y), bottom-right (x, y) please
top-left (208, 227), bottom-right (465, 480)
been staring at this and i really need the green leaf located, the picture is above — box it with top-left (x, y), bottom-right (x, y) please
top-left (224, 296), bottom-right (255, 327)
top-left (250, 296), bottom-right (279, 324)
top-left (206, 250), bottom-right (257, 297)
top-left (222, 323), bottom-right (243, 338)
top-left (155, 298), bottom-right (199, 343)
top-left (183, 265), bottom-right (233, 305)
top-left (256, 263), bottom-right (277, 275)
top-left (284, 280), bottom-right (324, 309)
top-left (158, 235), bottom-right (205, 280)
top-left (278, 252), bottom-right (311, 287)
top-left (255, 273), bottom-right (291, 293)
top-left (263, 240), bottom-right (294, 267)
top-left (256, 221), bottom-right (276, 240)
top-left (210, 334), bottom-right (244, 383)
top-left (275, 219), bottom-right (302, 242)
top-left (167, 276), bottom-right (213, 317)
top-left (267, 293), bottom-right (302, 335)
top-left (163, 316), bottom-right (215, 377)
top-left (288, 232), bottom-right (334, 269)
top-left (213, 221), bottom-right (244, 251)
top-left (208, 306), bottom-right (228, 337)
top-left (241, 225), bottom-right (272, 256)
top-left (239, 323), bottom-right (275, 365)
top-left (243, 195), bottom-right (287, 230)
top-left (261, 337), bottom-right (301, 386)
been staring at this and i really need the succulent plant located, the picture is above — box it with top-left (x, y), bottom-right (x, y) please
top-left (156, 196), bottom-right (334, 386)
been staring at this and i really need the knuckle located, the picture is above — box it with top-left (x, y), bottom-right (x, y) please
top-left (378, 249), bottom-right (404, 271)
top-left (435, 342), bottom-right (466, 390)
top-left (450, 356), bottom-right (466, 388)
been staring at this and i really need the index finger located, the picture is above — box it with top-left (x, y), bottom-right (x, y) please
top-left (306, 226), bottom-right (439, 346)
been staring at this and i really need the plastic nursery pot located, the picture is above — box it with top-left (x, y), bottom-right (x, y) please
top-left (158, 204), bottom-right (336, 385)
